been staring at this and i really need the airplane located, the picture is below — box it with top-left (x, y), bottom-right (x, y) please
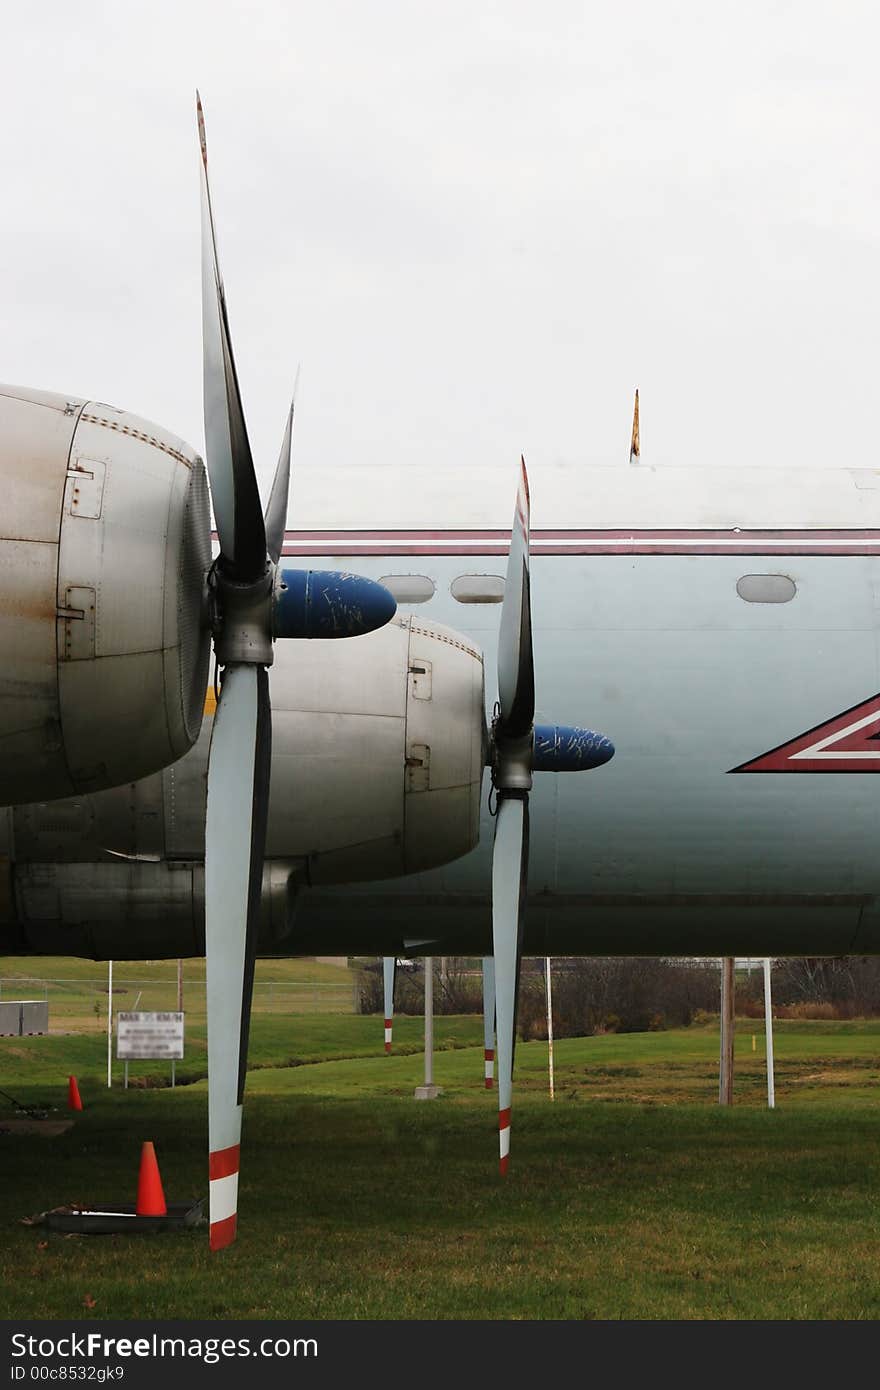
top-left (3, 98), bottom-right (880, 1249)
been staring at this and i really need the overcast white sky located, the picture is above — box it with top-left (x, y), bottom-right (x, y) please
top-left (2, 2), bottom-right (878, 513)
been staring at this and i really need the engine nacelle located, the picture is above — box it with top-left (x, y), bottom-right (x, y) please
top-left (266, 613), bottom-right (487, 881)
top-left (3, 615), bottom-right (488, 957)
top-left (0, 385), bottom-right (211, 805)
top-left (152, 612), bottom-right (487, 881)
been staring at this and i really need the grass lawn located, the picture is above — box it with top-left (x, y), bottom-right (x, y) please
top-left (0, 956), bottom-right (359, 1036)
top-left (1, 964), bottom-right (879, 1320)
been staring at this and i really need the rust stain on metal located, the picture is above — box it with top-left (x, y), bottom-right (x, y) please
top-left (408, 623), bottom-right (481, 662)
top-left (3, 590), bottom-right (56, 622)
top-left (78, 413), bottom-right (194, 470)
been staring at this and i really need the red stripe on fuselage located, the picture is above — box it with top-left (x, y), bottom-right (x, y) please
top-left (274, 528), bottom-right (880, 558)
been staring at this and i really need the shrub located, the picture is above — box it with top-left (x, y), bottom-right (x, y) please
top-left (516, 958), bottom-right (720, 1040)
top-left (354, 959), bottom-right (484, 1016)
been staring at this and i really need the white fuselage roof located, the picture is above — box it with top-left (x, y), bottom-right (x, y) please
top-left (292, 461), bottom-right (880, 531)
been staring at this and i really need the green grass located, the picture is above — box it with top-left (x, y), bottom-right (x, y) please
top-left (0, 956), bottom-right (358, 1035)
top-left (1, 991), bottom-right (879, 1319)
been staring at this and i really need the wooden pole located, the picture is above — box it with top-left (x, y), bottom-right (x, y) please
top-left (719, 956), bottom-right (735, 1105)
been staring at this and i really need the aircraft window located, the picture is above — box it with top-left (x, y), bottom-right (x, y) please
top-left (451, 575), bottom-right (506, 604)
top-left (378, 574), bottom-right (435, 604)
top-left (736, 575), bottom-right (797, 604)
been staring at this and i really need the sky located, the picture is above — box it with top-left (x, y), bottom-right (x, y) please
top-left (2, 2), bottom-right (878, 516)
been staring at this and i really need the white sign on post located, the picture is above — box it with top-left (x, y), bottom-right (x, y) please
top-left (117, 1012), bottom-right (184, 1060)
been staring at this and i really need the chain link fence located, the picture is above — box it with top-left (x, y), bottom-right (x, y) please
top-left (0, 973), bottom-right (359, 1033)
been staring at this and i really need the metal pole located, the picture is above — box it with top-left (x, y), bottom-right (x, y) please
top-left (424, 956), bottom-right (434, 1087)
top-left (763, 958), bottom-right (776, 1109)
top-left (414, 957), bottom-right (441, 1099)
top-left (545, 957), bottom-right (555, 1101)
top-left (383, 957), bottom-right (396, 1053)
top-left (719, 957), bottom-right (735, 1105)
top-left (107, 960), bottom-right (113, 1089)
top-left (177, 958), bottom-right (183, 1014)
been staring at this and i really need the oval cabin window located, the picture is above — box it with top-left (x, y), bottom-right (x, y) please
top-left (378, 574), bottom-right (435, 604)
top-left (736, 575), bottom-right (797, 604)
top-left (451, 575), bottom-right (506, 604)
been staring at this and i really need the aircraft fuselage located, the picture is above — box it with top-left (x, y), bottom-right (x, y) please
top-left (5, 466), bottom-right (880, 960)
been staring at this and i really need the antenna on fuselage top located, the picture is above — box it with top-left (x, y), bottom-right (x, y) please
top-left (629, 387), bottom-right (640, 464)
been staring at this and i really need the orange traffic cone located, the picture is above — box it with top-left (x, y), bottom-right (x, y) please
top-left (136, 1141), bottom-right (167, 1216)
top-left (67, 1076), bottom-right (83, 1111)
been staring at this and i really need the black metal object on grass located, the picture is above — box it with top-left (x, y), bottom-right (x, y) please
top-left (30, 1199), bottom-right (205, 1234)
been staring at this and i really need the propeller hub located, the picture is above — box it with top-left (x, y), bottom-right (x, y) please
top-left (490, 719), bottom-right (534, 794)
top-left (209, 561), bottom-right (274, 667)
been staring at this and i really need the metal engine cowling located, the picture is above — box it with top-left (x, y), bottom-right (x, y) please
top-left (269, 612), bottom-right (487, 883)
top-left (160, 611), bottom-right (487, 882)
top-left (0, 385), bottom-right (211, 804)
top-left (2, 613), bottom-right (488, 958)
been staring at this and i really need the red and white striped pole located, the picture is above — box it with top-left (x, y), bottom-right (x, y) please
top-left (382, 957), bottom-right (396, 1054)
top-left (482, 956), bottom-right (495, 1088)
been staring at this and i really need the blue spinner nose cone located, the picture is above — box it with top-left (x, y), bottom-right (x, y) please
top-left (275, 568), bottom-right (397, 639)
top-left (533, 725), bottom-right (615, 772)
top-left (344, 573), bottom-right (398, 634)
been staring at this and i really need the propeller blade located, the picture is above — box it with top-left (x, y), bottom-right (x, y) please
top-left (264, 370), bottom-right (300, 566)
top-left (205, 664), bottom-right (271, 1251)
top-left (482, 956), bottom-right (496, 1089)
top-left (491, 793), bottom-right (529, 1174)
top-left (383, 956), bottom-right (397, 1054)
top-left (497, 456), bottom-right (534, 739)
top-left (198, 93), bottom-right (266, 580)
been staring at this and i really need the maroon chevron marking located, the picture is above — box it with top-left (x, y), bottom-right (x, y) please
top-left (731, 694), bottom-right (880, 773)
